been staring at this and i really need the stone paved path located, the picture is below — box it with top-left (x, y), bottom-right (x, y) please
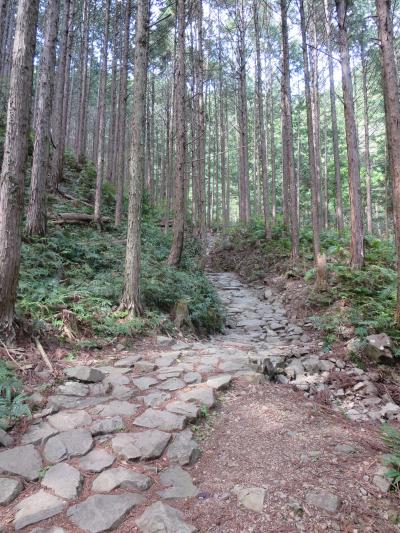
top-left (0, 272), bottom-right (395, 532)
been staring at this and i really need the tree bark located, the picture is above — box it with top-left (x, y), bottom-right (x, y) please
top-left (120, 0), bottom-right (150, 313)
top-left (0, 0), bottom-right (39, 339)
top-left (76, 0), bottom-right (89, 164)
top-left (26, 0), bottom-right (60, 236)
top-left (335, 0), bottom-right (364, 268)
top-left (360, 36), bottom-right (373, 234)
top-left (375, 0), bottom-right (400, 323)
top-left (168, 0), bottom-right (186, 266)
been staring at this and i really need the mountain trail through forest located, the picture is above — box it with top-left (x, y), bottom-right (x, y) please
top-left (0, 265), bottom-right (399, 532)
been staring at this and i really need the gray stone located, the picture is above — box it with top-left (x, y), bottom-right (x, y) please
top-left (373, 466), bottom-right (392, 493)
top-left (112, 430), bottom-right (171, 460)
top-left (301, 356), bottom-right (320, 374)
top-left (88, 382), bottom-right (113, 396)
top-left (335, 444), bottom-right (357, 454)
top-left (92, 467), bottom-right (152, 492)
top-left (305, 490), bottom-right (341, 512)
top-left (21, 421), bottom-right (58, 445)
top-left (0, 477), bottom-right (22, 505)
top-left (284, 360), bottom-right (305, 379)
top-left (166, 429), bottom-right (201, 466)
top-left (47, 410), bottom-right (92, 430)
top-left (67, 493), bottom-right (144, 533)
top-left (132, 377), bottom-right (158, 391)
top-left (134, 408), bottom-right (186, 431)
top-left (30, 528), bottom-right (66, 533)
top-left (318, 360), bottom-right (335, 372)
top-left (13, 490), bottom-right (67, 530)
top-left (92, 400), bottom-right (139, 417)
top-left (165, 401), bottom-right (200, 420)
top-left (381, 402), bottom-right (400, 419)
top-left (183, 372), bottom-right (202, 384)
top-left (177, 386), bottom-right (215, 408)
top-left (155, 355), bottom-right (178, 368)
top-left (219, 360), bottom-right (246, 372)
top-left (233, 485), bottom-right (266, 513)
top-left (157, 336), bottom-right (174, 347)
top-left (134, 361), bottom-right (157, 373)
top-left (158, 466), bottom-right (198, 498)
top-left (206, 374), bottom-right (232, 390)
top-left (42, 463), bottom-right (82, 499)
top-left (44, 430), bottom-right (93, 463)
top-left (0, 428), bottom-right (13, 447)
top-left (157, 378), bottom-right (186, 391)
top-left (0, 444), bottom-right (42, 480)
top-left (114, 355), bottom-right (142, 368)
top-left (111, 384), bottom-right (134, 400)
top-left (90, 416), bottom-right (124, 436)
top-left (65, 366), bottom-right (105, 383)
top-left (79, 448), bottom-right (115, 472)
top-left (136, 501), bottom-right (198, 533)
top-left (364, 333), bottom-right (393, 362)
top-left (143, 391), bottom-right (171, 408)
top-left (56, 381), bottom-right (89, 397)
top-left (47, 395), bottom-right (105, 410)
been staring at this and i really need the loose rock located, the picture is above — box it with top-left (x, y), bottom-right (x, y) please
top-left (13, 490), bottom-right (67, 530)
top-left (136, 501), bottom-right (198, 533)
top-left (42, 463), bottom-right (82, 499)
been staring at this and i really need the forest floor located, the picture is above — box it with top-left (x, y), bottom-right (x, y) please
top-left (1, 254), bottom-right (400, 532)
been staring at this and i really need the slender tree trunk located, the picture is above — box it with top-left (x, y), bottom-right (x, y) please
top-left (114, 0), bottom-right (131, 227)
top-left (26, 0), bottom-right (60, 236)
top-left (94, 0), bottom-right (111, 222)
top-left (76, 0), bottom-right (89, 164)
top-left (107, 3), bottom-right (120, 183)
top-left (168, 0), bottom-right (186, 266)
top-left (376, 0), bottom-right (400, 323)
top-left (120, 0), bottom-right (150, 314)
top-left (269, 85), bottom-right (277, 223)
top-left (360, 37), bottom-right (373, 234)
top-left (0, 0), bottom-right (39, 339)
top-left (280, 0), bottom-right (299, 258)
top-left (335, 0), bottom-right (364, 268)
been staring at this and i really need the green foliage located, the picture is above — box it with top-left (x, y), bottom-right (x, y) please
top-left (0, 361), bottom-right (31, 429)
top-left (18, 155), bottom-right (223, 340)
top-left (381, 424), bottom-right (400, 490)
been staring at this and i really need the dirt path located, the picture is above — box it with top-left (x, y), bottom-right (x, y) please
top-left (0, 272), bottom-right (398, 532)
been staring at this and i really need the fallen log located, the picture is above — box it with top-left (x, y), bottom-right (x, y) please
top-left (51, 213), bottom-right (110, 225)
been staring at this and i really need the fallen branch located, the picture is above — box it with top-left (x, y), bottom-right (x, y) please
top-left (0, 340), bottom-right (26, 374)
top-left (51, 212), bottom-right (110, 225)
top-left (35, 338), bottom-right (54, 374)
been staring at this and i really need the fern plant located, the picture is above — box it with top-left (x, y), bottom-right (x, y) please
top-left (381, 424), bottom-right (400, 489)
top-left (0, 361), bottom-right (31, 429)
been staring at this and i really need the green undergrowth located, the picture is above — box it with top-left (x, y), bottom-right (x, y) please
top-left (219, 218), bottom-right (399, 350)
top-left (0, 360), bottom-right (31, 429)
top-left (18, 152), bottom-right (223, 343)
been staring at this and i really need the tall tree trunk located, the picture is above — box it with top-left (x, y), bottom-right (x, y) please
top-left (76, 0), bottom-right (89, 164)
top-left (324, 0), bottom-right (344, 234)
top-left (0, 0), bottom-right (39, 339)
top-left (107, 3), bottom-right (120, 183)
top-left (168, 0), bottom-right (186, 266)
top-left (114, 0), bottom-right (131, 227)
top-left (280, 0), bottom-right (299, 258)
top-left (26, 0), bottom-right (60, 236)
top-left (269, 84), bottom-right (277, 223)
top-left (50, 0), bottom-right (74, 190)
top-left (94, 0), bottom-right (111, 222)
top-left (120, 0), bottom-right (150, 313)
top-left (360, 36), bottom-right (373, 234)
top-left (335, 0), bottom-right (364, 268)
top-left (299, 0), bottom-right (320, 259)
top-left (375, 0), bottom-right (400, 323)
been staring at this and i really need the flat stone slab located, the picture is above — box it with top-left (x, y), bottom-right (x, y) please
top-left (47, 395), bottom-right (105, 410)
top-left (114, 355), bottom-right (142, 368)
top-left (21, 421), bottom-right (58, 445)
top-left (233, 485), bottom-right (265, 512)
top-left (47, 410), bottom-right (92, 430)
top-left (30, 528), bottom-right (66, 533)
top-left (90, 416), bottom-right (124, 436)
top-left (136, 501), bottom-right (197, 533)
top-left (42, 463), bottom-right (82, 499)
top-left (177, 386), bottom-right (216, 408)
top-left (167, 429), bottom-right (201, 466)
top-left (79, 448), bottom-right (115, 472)
top-left (56, 381), bottom-right (89, 397)
top-left (112, 430), bottom-right (171, 460)
top-left (92, 401), bottom-right (139, 417)
top-left (166, 401), bottom-right (200, 420)
top-left (158, 466), bottom-right (198, 498)
top-left (134, 361), bottom-right (157, 373)
top-left (92, 467), bottom-right (153, 492)
top-left (157, 378), bottom-right (186, 391)
top-left (67, 493), bottom-right (144, 533)
top-left (134, 408), bottom-right (186, 431)
top-left (132, 377), bottom-right (159, 391)
top-left (0, 428), bottom-right (14, 447)
top-left (155, 355), bottom-right (178, 368)
top-left (0, 444), bottom-right (42, 480)
top-left (0, 477), bottom-right (22, 505)
top-left (305, 490), bottom-right (341, 512)
top-left (65, 366), bottom-right (105, 383)
top-left (43, 430), bottom-right (93, 463)
top-left (143, 391), bottom-right (171, 408)
top-left (183, 372), bottom-right (202, 384)
top-left (13, 490), bottom-right (67, 530)
top-left (206, 375), bottom-right (232, 390)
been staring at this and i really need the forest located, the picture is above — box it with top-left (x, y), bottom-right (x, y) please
top-left (1, 0), bottom-right (400, 531)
